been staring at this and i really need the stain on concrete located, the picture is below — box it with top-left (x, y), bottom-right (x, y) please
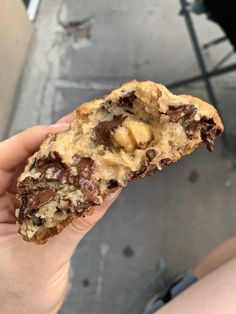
top-left (60, 19), bottom-right (92, 39)
top-left (188, 169), bottom-right (199, 183)
top-left (123, 246), bottom-right (135, 258)
top-left (57, 2), bottom-right (93, 50)
top-left (82, 278), bottom-right (90, 287)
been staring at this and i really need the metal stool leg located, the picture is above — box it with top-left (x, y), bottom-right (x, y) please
top-left (178, 0), bottom-right (229, 150)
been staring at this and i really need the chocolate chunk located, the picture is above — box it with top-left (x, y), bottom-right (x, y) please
top-left (91, 115), bottom-right (127, 148)
top-left (107, 179), bottom-right (119, 189)
top-left (36, 152), bottom-right (67, 180)
top-left (34, 152), bottom-right (68, 183)
top-left (128, 164), bottom-right (147, 181)
top-left (73, 156), bottom-right (94, 180)
top-left (185, 117), bottom-right (221, 151)
top-left (119, 91), bottom-right (136, 107)
top-left (18, 153), bottom-right (100, 221)
top-left (72, 156), bottom-right (100, 205)
top-left (17, 153), bottom-right (101, 222)
top-left (200, 118), bottom-right (221, 152)
top-left (32, 216), bottom-right (45, 226)
top-left (17, 188), bottom-right (56, 222)
top-left (146, 149), bottom-right (157, 163)
top-left (29, 153), bottom-right (97, 191)
top-left (185, 120), bottom-right (200, 139)
top-left (18, 196), bottom-right (27, 224)
top-left (166, 104), bottom-right (197, 122)
top-left (35, 190), bottom-right (56, 206)
top-left (18, 177), bottom-right (39, 193)
top-left (48, 151), bottom-right (60, 161)
top-left (80, 180), bottom-right (100, 206)
top-left (159, 158), bottom-right (172, 168)
top-left (24, 189), bottom-right (56, 216)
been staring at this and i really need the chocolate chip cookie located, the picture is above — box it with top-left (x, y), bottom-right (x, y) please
top-left (16, 80), bottom-right (224, 244)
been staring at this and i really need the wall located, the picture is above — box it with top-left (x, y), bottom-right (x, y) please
top-left (0, 0), bottom-right (32, 139)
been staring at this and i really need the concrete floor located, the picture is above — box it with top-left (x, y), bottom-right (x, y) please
top-left (8, 1), bottom-right (236, 313)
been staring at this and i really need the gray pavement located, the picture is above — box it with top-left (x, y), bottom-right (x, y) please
top-left (8, 1), bottom-right (236, 313)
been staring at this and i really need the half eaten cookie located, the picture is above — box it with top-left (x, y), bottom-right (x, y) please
top-left (16, 80), bottom-right (224, 244)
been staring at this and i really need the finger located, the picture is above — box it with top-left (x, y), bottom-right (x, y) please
top-left (0, 194), bottom-right (16, 224)
top-left (56, 111), bottom-right (76, 124)
top-left (51, 189), bottom-right (122, 253)
top-left (0, 123), bottom-right (69, 173)
top-left (0, 209), bottom-right (15, 224)
top-left (7, 165), bottom-right (26, 194)
top-left (0, 166), bottom-right (24, 196)
top-left (0, 223), bottom-right (18, 240)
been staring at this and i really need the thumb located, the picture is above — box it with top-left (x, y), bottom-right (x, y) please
top-left (50, 189), bottom-right (122, 254)
top-left (0, 123), bottom-right (70, 172)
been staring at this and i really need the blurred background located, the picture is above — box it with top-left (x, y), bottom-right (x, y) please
top-left (1, 0), bottom-right (236, 313)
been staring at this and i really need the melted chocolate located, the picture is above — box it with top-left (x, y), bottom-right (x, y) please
top-left (119, 91), bottom-right (136, 107)
top-left (17, 152), bottom-right (100, 222)
top-left (166, 104), bottom-right (197, 122)
top-left (200, 118), bottom-right (221, 152)
top-left (35, 151), bottom-right (67, 181)
top-left (185, 117), bottom-right (221, 151)
top-left (18, 189), bottom-right (56, 223)
top-left (73, 156), bottom-right (94, 180)
top-left (185, 120), bottom-right (200, 139)
top-left (91, 115), bottom-right (126, 148)
top-left (72, 156), bottom-right (100, 205)
top-left (18, 177), bottom-right (39, 193)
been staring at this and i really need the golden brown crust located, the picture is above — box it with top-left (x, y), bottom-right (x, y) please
top-left (21, 207), bottom-right (95, 244)
top-left (21, 216), bottom-right (74, 244)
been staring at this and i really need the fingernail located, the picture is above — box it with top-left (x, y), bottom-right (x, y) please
top-left (50, 123), bottom-right (70, 132)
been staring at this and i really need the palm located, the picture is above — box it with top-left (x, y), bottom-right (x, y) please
top-left (0, 167), bottom-right (22, 227)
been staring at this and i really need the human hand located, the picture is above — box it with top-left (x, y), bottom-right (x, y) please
top-left (0, 112), bottom-right (121, 314)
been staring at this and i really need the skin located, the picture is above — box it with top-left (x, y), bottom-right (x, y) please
top-left (1, 111), bottom-right (236, 314)
top-left (0, 112), bottom-right (120, 314)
